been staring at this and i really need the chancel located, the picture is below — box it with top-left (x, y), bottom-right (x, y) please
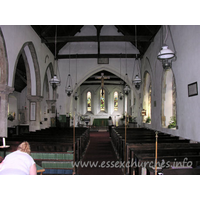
top-left (1, 25), bottom-right (200, 175)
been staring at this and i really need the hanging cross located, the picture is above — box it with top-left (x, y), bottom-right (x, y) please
top-left (95, 73), bottom-right (110, 95)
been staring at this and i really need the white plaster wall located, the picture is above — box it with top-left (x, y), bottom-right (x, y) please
top-left (142, 25), bottom-right (200, 142)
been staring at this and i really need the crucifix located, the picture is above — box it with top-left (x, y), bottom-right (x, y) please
top-left (95, 73), bottom-right (110, 95)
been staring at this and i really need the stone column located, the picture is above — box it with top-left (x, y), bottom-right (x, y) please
top-left (46, 100), bottom-right (56, 128)
top-left (0, 84), bottom-right (14, 138)
top-left (27, 95), bottom-right (43, 132)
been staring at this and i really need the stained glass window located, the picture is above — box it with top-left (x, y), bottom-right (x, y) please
top-left (114, 91), bottom-right (118, 111)
top-left (100, 89), bottom-right (105, 111)
top-left (87, 91), bottom-right (91, 111)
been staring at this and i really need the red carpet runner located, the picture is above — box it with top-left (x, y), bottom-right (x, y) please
top-left (77, 131), bottom-right (123, 175)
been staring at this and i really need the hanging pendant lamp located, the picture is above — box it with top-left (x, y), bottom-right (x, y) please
top-left (132, 25), bottom-right (142, 90)
top-left (50, 74), bottom-right (61, 90)
top-left (123, 44), bottom-right (131, 95)
top-left (124, 84), bottom-right (131, 95)
top-left (133, 74), bottom-right (142, 90)
top-left (65, 44), bottom-right (73, 96)
top-left (157, 25), bottom-right (176, 69)
top-left (74, 54), bottom-right (78, 100)
top-left (49, 25), bottom-right (61, 90)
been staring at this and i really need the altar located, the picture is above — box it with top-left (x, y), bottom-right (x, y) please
top-left (92, 118), bottom-right (109, 126)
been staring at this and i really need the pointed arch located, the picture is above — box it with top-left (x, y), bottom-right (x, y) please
top-left (0, 28), bottom-right (8, 85)
top-left (13, 42), bottom-right (41, 97)
top-left (73, 67), bottom-right (133, 95)
top-left (143, 71), bottom-right (152, 123)
top-left (161, 68), bottom-right (177, 129)
top-left (43, 62), bottom-right (54, 100)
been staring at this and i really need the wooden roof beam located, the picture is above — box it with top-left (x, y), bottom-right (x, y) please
top-left (42, 35), bottom-right (152, 43)
top-left (57, 53), bottom-right (138, 59)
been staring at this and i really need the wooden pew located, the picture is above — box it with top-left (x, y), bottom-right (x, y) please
top-left (133, 153), bottom-right (200, 175)
top-left (5, 127), bottom-right (90, 175)
top-left (127, 142), bottom-right (200, 175)
top-left (161, 168), bottom-right (200, 175)
top-left (111, 128), bottom-right (184, 160)
top-left (111, 128), bottom-right (193, 174)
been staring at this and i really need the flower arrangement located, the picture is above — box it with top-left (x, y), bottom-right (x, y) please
top-left (80, 115), bottom-right (85, 121)
top-left (145, 117), bottom-right (151, 123)
top-left (8, 112), bottom-right (15, 121)
top-left (168, 116), bottom-right (176, 129)
top-left (69, 112), bottom-right (74, 120)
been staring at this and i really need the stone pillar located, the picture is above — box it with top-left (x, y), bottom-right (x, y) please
top-left (46, 100), bottom-right (56, 128)
top-left (0, 84), bottom-right (14, 138)
top-left (27, 95), bottom-right (43, 132)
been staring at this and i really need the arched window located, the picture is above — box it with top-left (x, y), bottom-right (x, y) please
top-left (143, 72), bottom-right (151, 123)
top-left (114, 91), bottom-right (118, 111)
top-left (100, 89), bottom-right (105, 111)
top-left (87, 91), bottom-right (92, 111)
top-left (161, 69), bottom-right (177, 129)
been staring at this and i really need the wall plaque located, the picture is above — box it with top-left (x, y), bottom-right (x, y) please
top-left (30, 102), bottom-right (36, 121)
top-left (188, 82), bottom-right (198, 97)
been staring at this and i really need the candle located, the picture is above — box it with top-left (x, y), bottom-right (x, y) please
top-left (3, 137), bottom-right (6, 147)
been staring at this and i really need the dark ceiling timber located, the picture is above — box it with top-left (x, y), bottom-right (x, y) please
top-left (31, 25), bottom-right (161, 58)
top-left (41, 35), bottom-right (153, 43)
top-left (57, 53), bottom-right (137, 59)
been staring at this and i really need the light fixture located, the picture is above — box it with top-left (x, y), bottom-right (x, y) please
top-left (132, 26), bottom-right (142, 90)
top-left (123, 44), bottom-right (131, 96)
top-left (133, 74), bottom-right (142, 90)
top-left (65, 43), bottom-right (73, 96)
top-left (157, 26), bottom-right (176, 69)
top-left (65, 74), bottom-right (73, 96)
top-left (50, 74), bottom-right (61, 90)
top-left (124, 84), bottom-right (131, 95)
top-left (74, 92), bottom-right (78, 100)
top-left (141, 109), bottom-right (146, 116)
top-left (49, 25), bottom-right (61, 90)
top-left (119, 54), bottom-right (124, 100)
top-left (119, 92), bottom-right (123, 100)
top-left (74, 54), bottom-right (78, 100)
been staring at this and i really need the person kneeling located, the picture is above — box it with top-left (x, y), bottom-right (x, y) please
top-left (0, 141), bottom-right (37, 175)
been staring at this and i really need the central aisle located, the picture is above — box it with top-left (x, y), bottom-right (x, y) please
top-left (77, 131), bottom-right (123, 175)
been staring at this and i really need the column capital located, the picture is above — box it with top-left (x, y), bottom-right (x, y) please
top-left (0, 84), bottom-right (14, 95)
top-left (46, 100), bottom-right (56, 105)
top-left (27, 95), bottom-right (43, 102)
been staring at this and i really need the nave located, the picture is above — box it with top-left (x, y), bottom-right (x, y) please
top-left (77, 131), bottom-right (123, 175)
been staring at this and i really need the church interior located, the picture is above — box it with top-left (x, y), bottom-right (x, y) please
top-left (1, 24), bottom-right (200, 178)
